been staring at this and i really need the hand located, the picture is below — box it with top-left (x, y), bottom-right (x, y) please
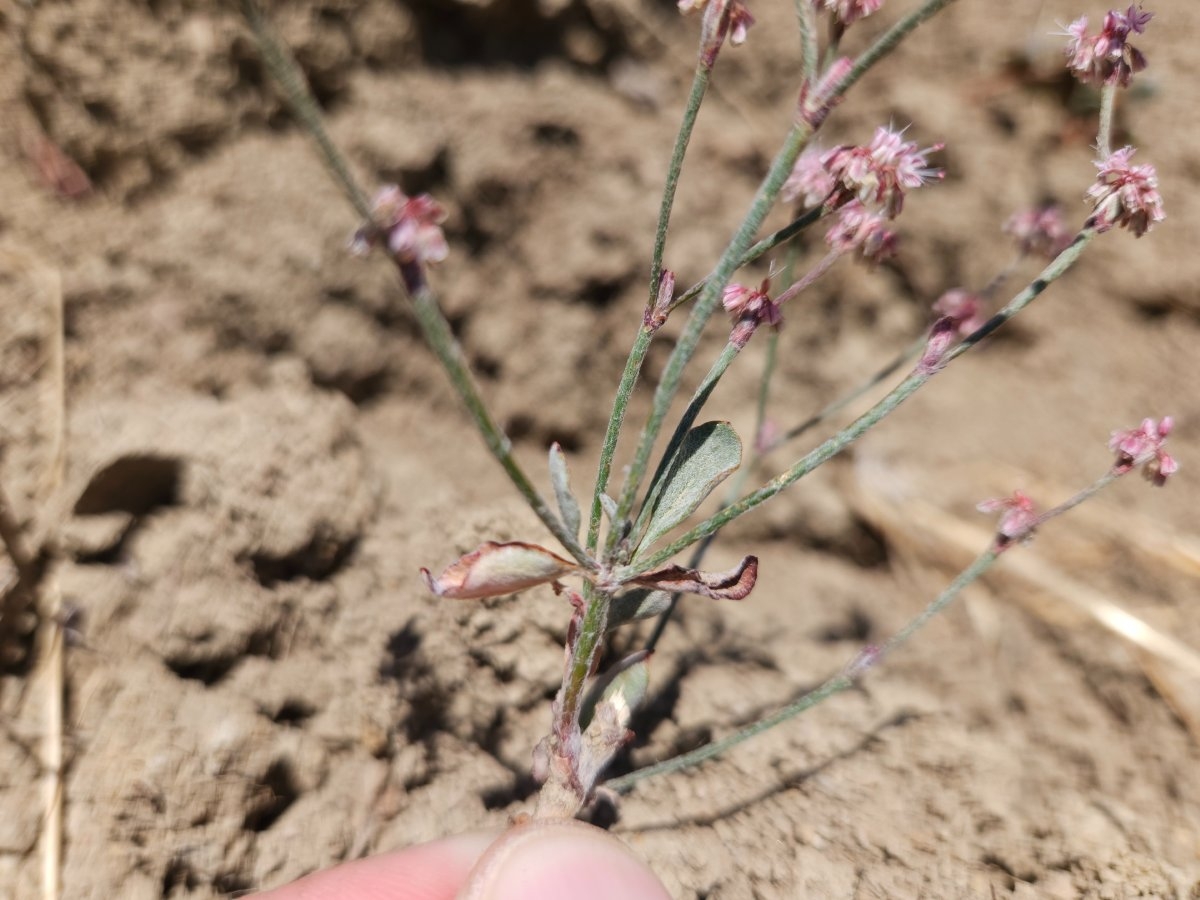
top-left (259, 819), bottom-right (672, 900)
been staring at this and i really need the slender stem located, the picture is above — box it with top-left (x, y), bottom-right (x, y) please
top-left (775, 248), bottom-right (843, 306)
top-left (611, 459), bottom-right (1132, 792)
top-left (241, 0), bottom-right (372, 221)
top-left (756, 331), bottom-right (780, 449)
top-left (1097, 84), bottom-right (1117, 158)
top-left (620, 225), bottom-right (1097, 578)
top-left (408, 281), bottom-right (593, 567)
top-left (765, 335), bottom-right (922, 452)
top-left (649, 64), bottom-right (712, 309)
top-left (794, 0), bottom-right (820, 85)
top-left (763, 250), bottom-right (1024, 455)
top-left (559, 581), bottom-right (611, 739)
top-left (588, 327), bottom-right (654, 553)
top-left (607, 548), bottom-right (999, 792)
top-left (629, 253), bottom-right (840, 556)
top-left (840, 0), bottom-right (959, 94)
top-left (588, 64), bottom-right (711, 555)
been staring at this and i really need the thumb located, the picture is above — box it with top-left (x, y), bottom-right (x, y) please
top-left (456, 819), bottom-right (671, 900)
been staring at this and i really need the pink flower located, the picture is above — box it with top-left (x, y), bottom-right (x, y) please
top-left (1062, 6), bottom-right (1151, 87)
top-left (932, 289), bottom-right (987, 337)
top-left (1004, 205), bottom-right (1073, 258)
top-left (817, 0), bottom-right (886, 26)
top-left (723, 278), bottom-right (781, 326)
top-left (822, 126), bottom-right (943, 219)
top-left (727, 1), bottom-right (755, 44)
top-left (825, 200), bottom-right (897, 263)
top-left (797, 57), bottom-right (853, 128)
top-left (977, 490), bottom-right (1039, 544)
top-left (351, 185), bottom-right (449, 265)
top-left (1109, 416), bottom-right (1178, 485)
top-left (1086, 146), bottom-right (1164, 237)
top-left (782, 144), bottom-right (835, 208)
top-left (680, 0), bottom-right (756, 63)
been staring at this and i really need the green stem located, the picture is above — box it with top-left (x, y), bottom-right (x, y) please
top-left (766, 335), bottom-right (923, 453)
top-left (409, 282), bottom-right (593, 567)
top-left (558, 581), bottom-right (610, 736)
top-left (620, 225), bottom-right (1097, 578)
top-left (649, 64), bottom-right (712, 310)
top-left (794, 0), bottom-right (820, 85)
top-left (610, 457), bottom-right (1131, 792)
top-left (241, 0), bottom-right (372, 221)
top-left (1097, 84), bottom-right (1117, 158)
top-left (587, 64), bottom-right (711, 555)
top-left (607, 548), bottom-right (999, 792)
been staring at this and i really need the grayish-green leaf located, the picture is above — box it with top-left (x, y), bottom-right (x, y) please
top-left (548, 442), bottom-right (581, 539)
top-left (635, 421), bottom-right (741, 554)
top-left (600, 492), bottom-right (620, 525)
top-left (608, 589), bottom-right (672, 630)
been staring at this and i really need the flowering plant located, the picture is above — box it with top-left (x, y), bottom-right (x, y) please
top-left (244, 0), bottom-right (1171, 826)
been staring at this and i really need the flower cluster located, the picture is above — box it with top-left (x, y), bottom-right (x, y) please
top-left (1063, 5), bottom-right (1152, 87)
top-left (1109, 417), bottom-right (1178, 485)
top-left (781, 144), bottom-right (835, 209)
top-left (679, 0), bottom-right (755, 60)
top-left (1086, 147), bottom-right (1165, 237)
top-left (825, 200), bottom-right (897, 264)
top-left (977, 490), bottom-right (1039, 544)
top-left (1004, 205), bottom-right (1073, 259)
top-left (350, 185), bottom-right (449, 266)
top-left (932, 288), bottom-right (987, 337)
top-left (816, 0), bottom-right (885, 26)
top-left (723, 278), bottom-right (781, 342)
top-left (822, 126), bottom-right (943, 219)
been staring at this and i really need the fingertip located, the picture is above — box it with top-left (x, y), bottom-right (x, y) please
top-left (457, 820), bottom-right (670, 900)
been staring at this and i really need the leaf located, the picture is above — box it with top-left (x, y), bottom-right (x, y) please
top-left (580, 649), bottom-right (652, 730)
top-left (628, 555), bottom-right (758, 601)
top-left (599, 492), bottom-right (620, 525)
top-left (636, 421), bottom-right (742, 553)
top-left (607, 589), bottom-right (672, 630)
top-left (548, 442), bottom-right (581, 539)
top-left (420, 541), bottom-right (578, 600)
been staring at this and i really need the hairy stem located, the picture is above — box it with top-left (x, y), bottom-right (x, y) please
top-left (240, 0), bottom-right (371, 220)
top-left (610, 456), bottom-right (1130, 792)
top-left (608, 548), bottom-right (998, 792)
top-left (407, 278), bottom-right (592, 566)
top-left (1097, 84), bottom-right (1117, 158)
top-left (588, 64), bottom-right (711, 554)
top-left (794, 0), bottom-right (820, 85)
